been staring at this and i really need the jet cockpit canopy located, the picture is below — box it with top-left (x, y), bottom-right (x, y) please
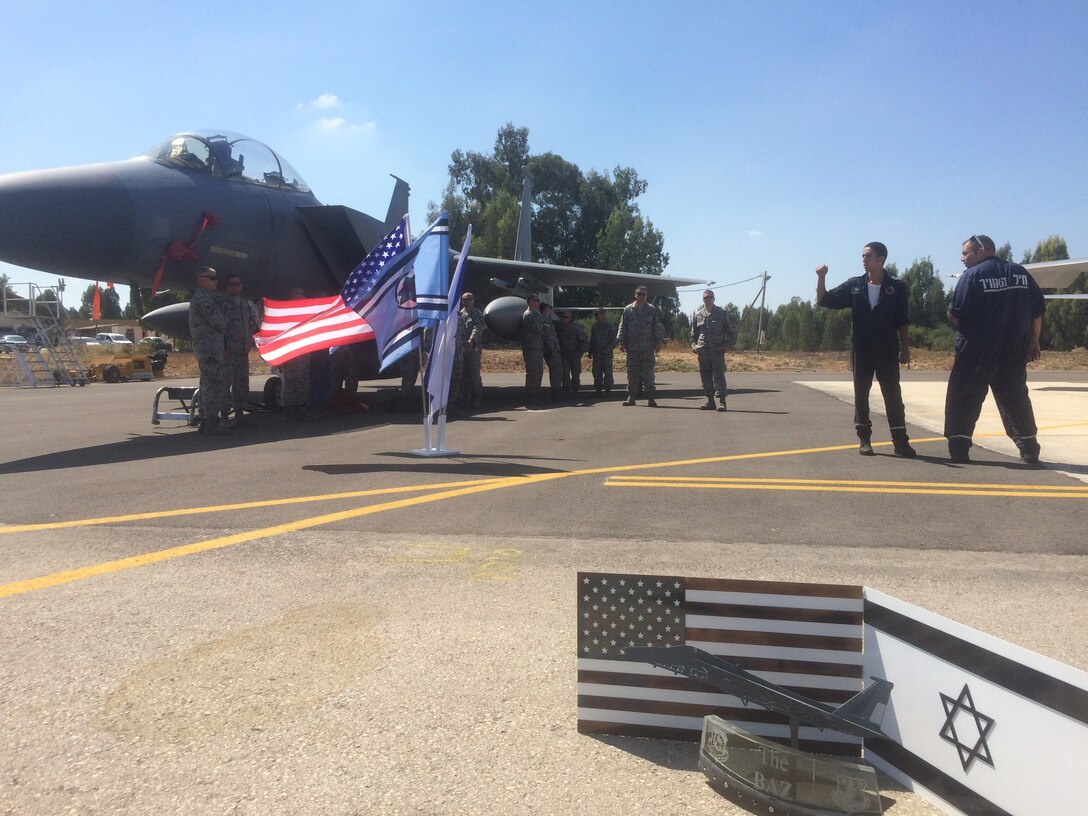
top-left (143, 131), bottom-right (310, 193)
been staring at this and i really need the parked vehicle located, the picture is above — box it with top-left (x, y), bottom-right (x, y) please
top-left (1, 334), bottom-right (29, 352)
top-left (95, 332), bottom-right (134, 348)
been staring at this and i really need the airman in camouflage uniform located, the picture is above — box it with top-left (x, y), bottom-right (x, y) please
top-left (189, 266), bottom-right (231, 435)
top-left (540, 302), bottom-right (563, 400)
top-left (520, 294), bottom-right (546, 403)
top-left (617, 285), bottom-right (666, 406)
top-left (589, 308), bottom-right (617, 395)
top-left (459, 292), bottom-right (486, 408)
top-left (557, 310), bottom-right (589, 394)
top-left (221, 273), bottom-right (258, 425)
top-left (690, 289), bottom-right (738, 412)
top-left (279, 287), bottom-right (311, 421)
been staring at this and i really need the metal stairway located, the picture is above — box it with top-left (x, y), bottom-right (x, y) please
top-left (0, 283), bottom-right (88, 387)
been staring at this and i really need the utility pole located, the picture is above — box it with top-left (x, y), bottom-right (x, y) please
top-left (755, 271), bottom-right (770, 352)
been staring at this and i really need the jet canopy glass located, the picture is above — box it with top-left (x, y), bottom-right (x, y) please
top-left (143, 131), bottom-right (310, 193)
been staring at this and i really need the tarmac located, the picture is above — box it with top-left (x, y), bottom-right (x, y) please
top-left (1, 369), bottom-right (1085, 815)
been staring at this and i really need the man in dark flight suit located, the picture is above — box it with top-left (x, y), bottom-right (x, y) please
top-left (816, 242), bottom-right (916, 457)
top-left (944, 234), bottom-right (1045, 464)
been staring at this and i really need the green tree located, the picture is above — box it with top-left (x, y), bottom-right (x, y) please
top-left (1023, 235), bottom-right (1068, 264)
top-left (79, 283), bottom-right (123, 320)
top-left (900, 257), bottom-right (948, 330)
top-left (819, 308), bottom-right (852, 351)
top-left (433, 122), bottom-right (672, 316)
top-left (671, 310), bottom-right (690, 343)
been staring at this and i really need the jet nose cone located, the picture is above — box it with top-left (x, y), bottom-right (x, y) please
top-left (142, 302), bottom-right (192, 341)
top-left (0, 164), bottom-right (134, 278)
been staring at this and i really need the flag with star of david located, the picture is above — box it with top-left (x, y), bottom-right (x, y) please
top-left (352, 213), bottom-right (449, 369)
top-left (576, 572), bottom-right (867, 754)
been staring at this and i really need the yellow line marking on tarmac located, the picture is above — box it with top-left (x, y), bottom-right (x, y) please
top-left (0, 440), bottom-right (899, 537)
top-left (604, 476), bottom-right (1088, 502)
top-left (0, 478), bottom-right (511, 535)
top-left (0, 477), bottom-right (528, 599)
top-left (2, 432), bottom-right (1078, 598)
top-left (604, 476), bottom-right (1088, 496)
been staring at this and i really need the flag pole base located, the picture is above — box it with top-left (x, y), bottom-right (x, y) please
top-left (408, 447), bottom-right (459, 458)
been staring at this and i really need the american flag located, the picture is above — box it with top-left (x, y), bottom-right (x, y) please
top-left (253, 219), bottom-right (408, 366)
top-left (256, 296), bottom-right (342, 340)
top-left (341, 219), bottom-right (409, 309)
top-left (577, 573), bottom-right (865, 755)
top-left (353, 213), bottom-right (448, 369)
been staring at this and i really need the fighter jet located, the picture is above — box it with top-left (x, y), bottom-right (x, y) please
top-left (624, 645), bottom-right (894, 743)
top-left (0, 131), bottom-right (709, 356)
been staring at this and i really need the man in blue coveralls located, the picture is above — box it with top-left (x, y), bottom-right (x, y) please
top-left (944, 234), bottom-right (1045, 465)
top-left (816, 242), bottom-right (916, 457)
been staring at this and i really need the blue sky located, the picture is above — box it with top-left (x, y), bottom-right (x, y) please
top-left (2, 0), bottom-right (1086, 318)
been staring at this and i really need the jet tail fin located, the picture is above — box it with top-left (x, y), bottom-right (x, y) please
top-left (832, 676), bottom-right (893, 727)
top-left (385, 175), bottom-right (410, 232)
top-left (513, 170), bottom-right (533, 262)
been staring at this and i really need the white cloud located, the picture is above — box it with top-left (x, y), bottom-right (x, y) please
top-left (747, 229), bottom-right (763, 239)
top-left (295, 93), bottom-right (344, 112)
top-left (313, 93), bottom-right (342, 110)
top-left (296, 95), bottom-right (376, 137)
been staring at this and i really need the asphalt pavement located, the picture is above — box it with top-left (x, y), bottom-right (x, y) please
top-left (1, 370), bottom-right (1085, 815)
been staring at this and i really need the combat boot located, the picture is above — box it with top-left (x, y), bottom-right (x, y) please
top-left (858, 437), bottom-right (875, 456)
top-left (948, 440), bottom-right (970, 464)
top-left (892, 431), bottom-right (916, 458)
top-left (1018, 439), bottom-right (1041, 464)
top-left (700, 396), bottom-right (715, 410)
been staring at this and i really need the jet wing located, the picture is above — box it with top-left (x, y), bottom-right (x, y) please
top-left (1024, 257), bottom-right (1088, 290)
top-left (461, 254), bottom-right (711, 298)
top-left (296, 204), bottom-right (397, 289)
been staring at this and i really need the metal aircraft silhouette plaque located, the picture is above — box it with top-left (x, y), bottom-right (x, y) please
top-left (625, 646), bottom-right (891, 815)
top-left (700, 717), bottom-right (882, 816)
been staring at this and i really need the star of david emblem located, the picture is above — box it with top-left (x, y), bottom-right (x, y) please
top-left (939, 683), bottom-right (995, 772)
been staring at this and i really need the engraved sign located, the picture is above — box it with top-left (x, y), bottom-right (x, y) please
top-left (700, 716), bottom-right (883, 815)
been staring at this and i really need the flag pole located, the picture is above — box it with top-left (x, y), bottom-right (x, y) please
top-left (411, 223), bottom-right (470, 457)
top-left (400, 211), bottom-right (433, 450)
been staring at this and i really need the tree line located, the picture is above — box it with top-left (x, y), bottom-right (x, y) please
top-left (717, 236), bottom-right (1086, 353)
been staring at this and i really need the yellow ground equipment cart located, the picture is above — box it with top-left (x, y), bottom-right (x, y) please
top-left (88, 353), bottom-right (154, 382)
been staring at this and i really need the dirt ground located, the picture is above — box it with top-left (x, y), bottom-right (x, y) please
top-left (155, 345), bottom-right (1088, 380)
